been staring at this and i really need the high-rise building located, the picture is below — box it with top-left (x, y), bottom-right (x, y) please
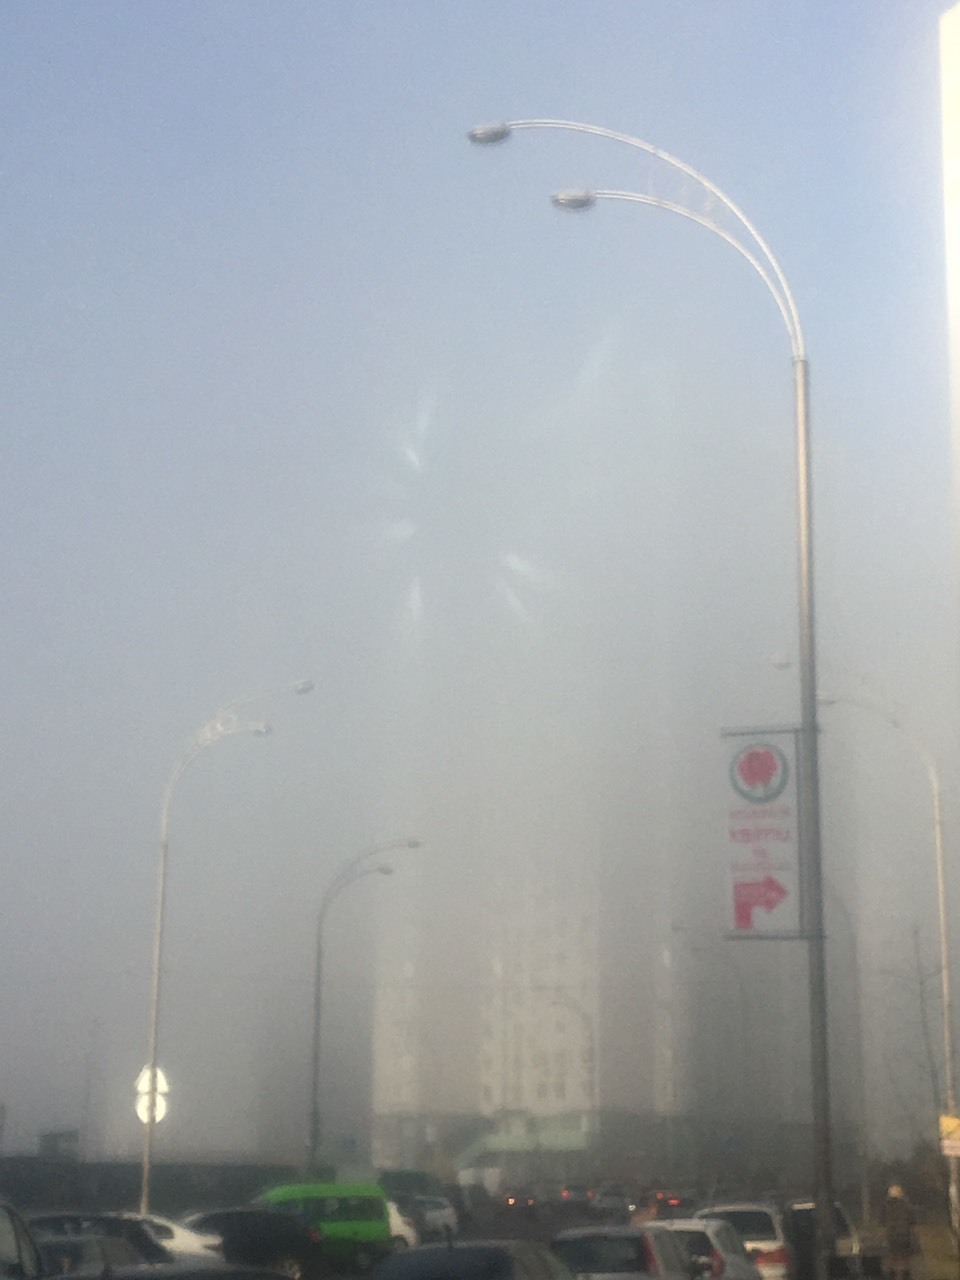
top-left (944, 4), bottom-right (960, 471)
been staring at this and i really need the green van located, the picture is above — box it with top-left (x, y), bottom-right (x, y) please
top-left (256, 1182), bottom-right (391, 1272)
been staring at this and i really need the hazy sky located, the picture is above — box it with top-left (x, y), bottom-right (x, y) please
top-left (1, 0), bottom-right (956, 1162)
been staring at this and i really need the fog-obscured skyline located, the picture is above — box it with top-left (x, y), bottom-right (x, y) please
top-left (0, 0), bottom-right (956, 1164)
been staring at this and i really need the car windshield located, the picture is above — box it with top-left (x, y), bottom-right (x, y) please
top-left (552, 1237), bottom-right (650, 1275)
top-left (700, 1212), bottom-right (777, 1242)
top-left (671, 1231), bottom-right (713, 1258)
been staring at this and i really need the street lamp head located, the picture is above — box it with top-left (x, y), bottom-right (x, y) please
top-left (552, 189), bottom-right (598, 212)
top-left (468, 122), bottom-right (512, 145)
top-left (377, 865), bottom-right (394, 877)
top-left (293, 680), bottom-right (315, 695)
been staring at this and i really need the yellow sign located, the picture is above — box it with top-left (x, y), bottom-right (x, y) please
top-left (940, 1115), bottom-right (960, 1156)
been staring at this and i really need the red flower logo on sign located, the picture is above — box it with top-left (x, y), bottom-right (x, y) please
top-left (738, 749), bottom-right (779, 790)
top-left (730, 742), bottom-right (789, 803)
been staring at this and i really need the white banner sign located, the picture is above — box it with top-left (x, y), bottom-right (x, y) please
top-left (723, 728), bottom-right (800, 937)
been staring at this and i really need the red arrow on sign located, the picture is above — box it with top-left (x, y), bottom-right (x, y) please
top-left (733, 875), bottom-right (787, 930)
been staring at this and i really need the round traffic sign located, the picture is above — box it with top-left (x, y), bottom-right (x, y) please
top-left (135, 1093), bottom-right (168, 1124)
top-left (135, 1065), bottom-right (170, 1125)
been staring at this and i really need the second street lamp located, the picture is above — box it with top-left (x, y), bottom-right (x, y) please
top-left (469, 116), bottom-right (834, 1274)
top-left (140, 677), bottom-right (314, 1213)
top-left (820, 691), bottom-right (957, 1232)
top-left (307, 839), bottom-right (422, 1173)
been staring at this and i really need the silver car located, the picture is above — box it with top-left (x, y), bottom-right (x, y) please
top-left (552, 1225), bottom-right (692, 1280)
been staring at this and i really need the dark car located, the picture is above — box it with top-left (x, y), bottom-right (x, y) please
top-left (498, 1191), bottom-right (536, 1219)
top-left (36, 1233), bottom-right (149, 1275)
top-left (558, 1187), bottom-right (594, 1213)
top-left (183, 1209), bottom-right (332, 1280)
top-left (56, 1267), bottom-right (289, 1280)
top-left (26, 1213), bottom-right (172, 1264)
top-left (0, 1200), bottom-right (43, 1278)
top-left (372, 1241), bottom-right (573, 1280)
top-left (647, 1193), bottom-right (699, 1222)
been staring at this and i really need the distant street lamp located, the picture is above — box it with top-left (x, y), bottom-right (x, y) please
top-left (469, 117), bottom-right (834, 1272)
top-left (819, 692), bottom-right (957, 1231)
top-left (307, 839), bottom-right (422, 1172)
top-left (140, 678), bottom-right (314, 1213)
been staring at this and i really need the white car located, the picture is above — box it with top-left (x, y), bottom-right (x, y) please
top-left (387, 1200), bottom-right (419, 1249)
top-left (695, 1205), bottom-right (794, 1280)
top-left (132, 1214), bottom-right (222, 1259)
top-left (551, 1225), bottom-right (693, 1280)
top-left (665, 1218), bottom-right (763, 1280)
top-left (413, 1196), bottom-right (458, 1241)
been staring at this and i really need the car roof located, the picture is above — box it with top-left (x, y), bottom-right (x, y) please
top-left (401, 1241), bottom-right (538, 1251)
top-left (26, 1211), bottom-right (98, 1219)
top-left (36, 1235), bottom-right (99, 1245)
top-left (64, 1268), bottom-right (284, 1280)
top-left (262, 1181), bottom-right (384, 1197)
top-left (190, 1208), bottom-right (273, 1217)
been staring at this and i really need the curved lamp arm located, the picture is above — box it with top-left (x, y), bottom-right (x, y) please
top-left (469, 117), bottom-right (804, 359)
top-left (554, 188), bottom-right (798, 355)
top-left (324, 837), bottom-right (421, 901)
top-left (318, 863), bottom-right (394, 930)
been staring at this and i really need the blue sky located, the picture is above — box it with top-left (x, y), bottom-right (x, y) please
top-left (0, 1), bottom-right (956, 1158)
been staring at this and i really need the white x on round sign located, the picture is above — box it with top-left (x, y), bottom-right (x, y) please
top-left (134, 1066), bottom-right (170, 1125)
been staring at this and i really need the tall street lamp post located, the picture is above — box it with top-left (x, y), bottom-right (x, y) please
top-left (820, 692), bottom-right (957, 1231)
top-left (468, 117), bottom-right (833, 1272)
top-left (140, 678), bottom-right (314, 1213)
top-left (307, 838), bottom-right (422, 1173)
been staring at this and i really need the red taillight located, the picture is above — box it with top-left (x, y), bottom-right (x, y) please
top-left (562, 1190), bottom-right (570, 1199)
top-left (710, 1248), bottom-right (725, 1278)
top-left (753, 1247), bottom-right (791, 1269)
